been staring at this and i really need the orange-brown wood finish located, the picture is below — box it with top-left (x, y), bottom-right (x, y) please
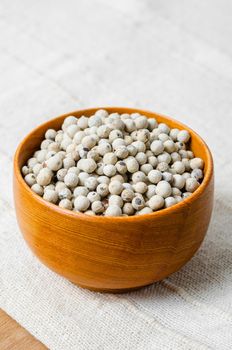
top-left (13, 108), bottom-right (214, 292)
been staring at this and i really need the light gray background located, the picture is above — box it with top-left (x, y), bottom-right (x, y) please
top-left (0, 0), bottom-right (232, 349)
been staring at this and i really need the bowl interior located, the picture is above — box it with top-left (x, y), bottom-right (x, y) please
top-left (15, 107), bottom-right (213, 218)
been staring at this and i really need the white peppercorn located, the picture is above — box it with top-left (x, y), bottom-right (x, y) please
top-left (36, 150), bottom-right (47, 163)
top-left (63, 116), bottom-right (77, 128)
top-left (172, 187), bottom-right (182, 196)
top-left (98, 142), bottom-right (112, 156)
top-left (97, 125), bottom-right (111, 138)
top-left (73, 186), bottom-right (89, 197)
top-left (162, 172), bottom-right (173, 183)
top-left (148, 195), bottom-right (164, 211)
top-left (122, 203), bottom-right (134, 216)
top-left (131, 141), bottom-right (146, 153)
top-left (105, 205), bottom-right (122, 217)
top-left (81, 135), bottom-right (97, 149)
top-left (185, 178), bottom-right (200, 192)
top-left (137, 129), bottom-right (150, 142)
top-left (73, 131), bottom-right (85, 144)
top-left (96, 183), bottom-right (109, 197)
top-left (108, 195), bottom-right (123, 208)
top-left (163, 140), bottom-right (176, 153)
top-left (175, 141), bottom-right (186, 151)
top-left (103, 164), bottom-right (116, 177)
top-left (165, 197), bottom-right (177, 208)
top-left (133, 182), bottom-right (147, 194)
top-left (172, 161), bottom-right (185, 174)
top-left (183, 192), bottom-right (192, 199)
top-left (148, 156), bottom-right (158, 168)
top-left (77, 159), bottom-right (97, 173)
top-left (139, 163), bottom-right (152, 175)
top-left (157, 152), bottom-right (171, 164)
top-left (64, 172), bottom-right (79, 187)
top-left (135, 152), bottom-right (147, 165)
top-left (31, 183), bottom-right (44, 196)
top-left (48, 142), bottom-right (60, 152)
top-left (22, 165), bottom-right (29, 176)
top-left (136, 207), bottom-right (153, 215)
top-left (46, 154), bottom-right (63, 171)
top-left (78, 172), bottom-right (90, 186)
top-left (84, 210), bottom-right (95, 216)
top-left (87, 191), bottom-right (101, 202)
top-left (126, 158), bottom-right (139, 173)
top-left (109, 181), bottom-right (123, 195)
top-left (177, 130), bottom-right (190, 143)
top-left (187, 150), bottom-right (194, 159)
top-left (115, 146), bottom-right (129, 159)
top-left (32, 163), bottom-right (43, 176)
top-left (156, 181), bottom-right (172, 198)
top-left (66, 124), bottom-right (79, 139)
top-left (148, 118), bottom-right (158, 130)
top-left (112, 138), bottom-right (126, 150)
top-left (36, 168), bottom-right (53, 186)
top-left (179, 150), bottom-right (188, 159)
top-left (103, 152), bottom-right (117, 165)
top-left (121, 189), bottom-right (135, 202)
top-left (191, 168), bottom-right (203, 181)
top-left (59, 198), bottom-right (73, 210)
top-left (146, 185), bottom-right (156, 199)
top-left (45, 128), bottom-right (57, 140)
top-left (84, 177), bottom-right (98, 191)
top-left (150, 140), bottom-right (164, 155)
top-left (158, 133), bottom-right (170, 142)
top-left (135, 116), bottom-right (148, 129)
top-left (95, 162), bottom-right (104, 176)
top-left (91, 201), bottom-right (104, 214)
top-left (174, 195), bottom-right (183, 203)
top-left (58, 187), bottom-right (72, 200)
top-left (115, 161), bottom-right (127, 174)
top-left (132, 196), bottom-right (145, 210)
top-left (43, 189), bottom-right (58, 204)
top-left (190, 157), bottom-right (204, 170)
top-left (169, 128), bottom-right (179, 141)
top-left (127, 145), bottom-right (137, 156)
top-left (68, 167), bottom-right (80, 175)
top-left (74, 195), bottom-right (90, 211)
top-left (41, 139), bottom-right (53, 150)
top-left (97, 176), bottom-right (110, 184)
top-left (156, 162), bottom-right (169, 172)
top-left (45, 151), bottom-right (56, 160)
top-left (148, 170), bottom-right (162, 184)
top-left (171, 152), bottom-right (181, 162)
top-left (55, 181), bottom-right (67, 192)
top-left (182, 158), bottom-right (191, 172)
top-left (122, 183), bottom-right (133, 190)
top-left (77, 116), bottom-right (88, 129)
top-left (63, 157), bottom-right (75, 169)
top-left (44, 184), bottom-right (55, 191)
top-left (27, 157), bottom-right (37, 169)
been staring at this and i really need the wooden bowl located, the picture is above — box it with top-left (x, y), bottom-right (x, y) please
top-left (13, 107), bottom-right (214, 293)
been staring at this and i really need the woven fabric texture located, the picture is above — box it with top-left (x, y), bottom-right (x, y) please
top-left (0, 0), bottom-right (232, 349)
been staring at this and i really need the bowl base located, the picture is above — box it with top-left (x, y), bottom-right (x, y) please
top-left (74, 282), bottom-right (154, 294)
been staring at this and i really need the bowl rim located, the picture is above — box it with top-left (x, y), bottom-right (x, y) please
top-left (14, 107), bottom-right (214, 222)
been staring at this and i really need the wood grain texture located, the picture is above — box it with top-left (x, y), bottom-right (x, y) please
top-left (0, 309), bottom-right (47, 350)
top-left (13, 107), bottom-right (214, 292)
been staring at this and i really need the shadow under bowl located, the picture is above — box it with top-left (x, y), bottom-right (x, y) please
top-left (13, 107), bottom-right (214, 293)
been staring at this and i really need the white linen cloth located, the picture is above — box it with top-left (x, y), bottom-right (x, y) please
top-left (0, 0), bottom-right (232, 349)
